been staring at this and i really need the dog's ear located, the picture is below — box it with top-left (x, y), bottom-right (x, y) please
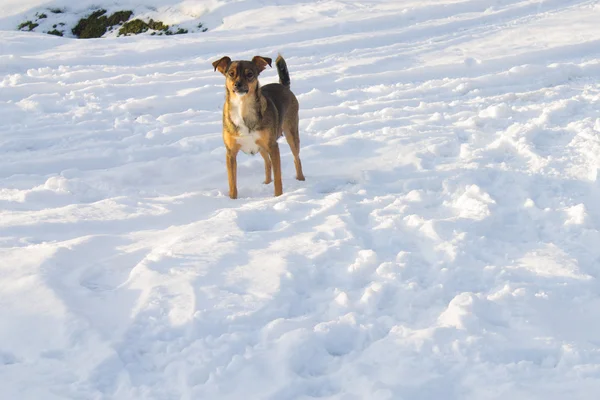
top-left (212, 56), bottom-right (232, 75)
top-left (252, 56), bottom-right (272, 73)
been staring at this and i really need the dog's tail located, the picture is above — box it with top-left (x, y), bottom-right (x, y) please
top-left (275, 54), bottom-right (291, 88)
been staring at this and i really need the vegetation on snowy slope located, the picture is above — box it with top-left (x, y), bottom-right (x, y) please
top-left (17, 8), bottom-right (207, 38)
top-left (71, 9), bottom-right (133, 38)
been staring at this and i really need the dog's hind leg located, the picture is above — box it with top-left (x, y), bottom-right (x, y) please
top-left (283, 116), bottom-right (305, 181)
top-left (260, 148), bottom-right (272, 184)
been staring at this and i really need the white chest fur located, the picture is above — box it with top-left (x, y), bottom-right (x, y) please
top-left (236, 132), bottom-right (261, 155)
top-left (229, 95), bottom-right (261, 155)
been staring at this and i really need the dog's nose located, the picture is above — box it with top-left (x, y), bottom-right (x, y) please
top-left (235, 81), bottom-right (243, 89)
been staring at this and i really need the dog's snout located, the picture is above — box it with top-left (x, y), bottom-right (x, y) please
top-left (234, 81), bottom-right (243, 89)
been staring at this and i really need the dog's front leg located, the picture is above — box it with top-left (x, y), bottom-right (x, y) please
top-left (259, 149), bottom-right (272, 184)
top-left (269, 142), bottom-right (283, 197)
top-left (226, 147), bottom-right (238, 199)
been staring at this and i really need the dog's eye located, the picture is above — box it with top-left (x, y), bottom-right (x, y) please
top-left (246, 72), bottom-right (254, 79)
top-left (228, 71), bottom-right (235, 77)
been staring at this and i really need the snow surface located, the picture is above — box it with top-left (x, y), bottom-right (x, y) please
top-left (2, 0), bottom-right (600, 399)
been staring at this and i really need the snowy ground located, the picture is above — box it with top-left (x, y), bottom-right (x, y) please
top-left (2, 0), bottom-right (600, 399)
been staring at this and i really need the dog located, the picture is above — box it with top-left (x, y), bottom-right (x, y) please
top-left (212, 54), bottom-right (305, 199)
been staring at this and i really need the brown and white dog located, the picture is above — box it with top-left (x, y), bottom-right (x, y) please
top-left (212, 54), bottom-right (305, 199)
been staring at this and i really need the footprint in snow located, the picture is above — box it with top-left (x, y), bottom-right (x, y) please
top-left (235, 208), bottom-right (283, 232)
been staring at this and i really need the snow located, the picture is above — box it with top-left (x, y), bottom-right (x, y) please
top-left (2, 0), bottom-right (600, 398)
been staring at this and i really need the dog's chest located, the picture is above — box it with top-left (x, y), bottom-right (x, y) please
top-left (236, 132), bottom-right (261, 155)
top-left (229, 98), bottom-right (261, 155)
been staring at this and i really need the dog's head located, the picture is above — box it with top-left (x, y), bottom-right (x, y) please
top-left (212, 56), bottom-right (272, 97)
